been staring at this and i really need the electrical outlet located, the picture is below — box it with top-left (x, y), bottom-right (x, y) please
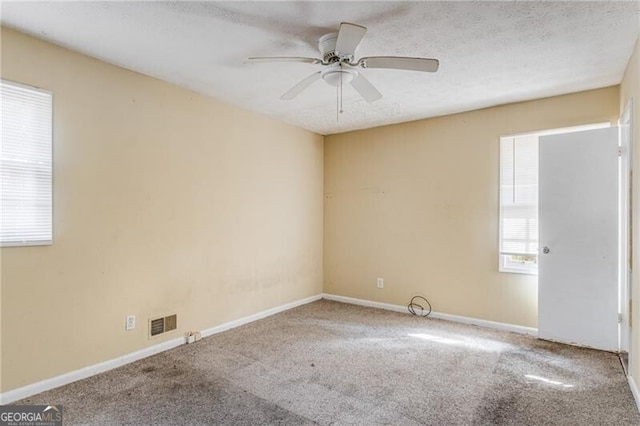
top-left (186, 331), bottom-right (202, 344)
top-left (377, 278), bottom-right (384, 289)
top-left (126, 315), bottom-right (136, 331)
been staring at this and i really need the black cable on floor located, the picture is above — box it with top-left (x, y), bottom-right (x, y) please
top-left (408, 295), bottom-right (432, 317)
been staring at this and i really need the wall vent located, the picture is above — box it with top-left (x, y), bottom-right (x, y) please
top-left (149, 314), bottom-right (177, 337)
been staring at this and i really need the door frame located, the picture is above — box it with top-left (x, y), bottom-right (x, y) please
top-left (620, 98), bottom-right (633, 371)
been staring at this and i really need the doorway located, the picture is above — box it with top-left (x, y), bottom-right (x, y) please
top-left (500, 122), bottom-right (628, 353)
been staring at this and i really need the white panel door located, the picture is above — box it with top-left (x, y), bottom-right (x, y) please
top-left (538, 127), bottom-right (618, 351)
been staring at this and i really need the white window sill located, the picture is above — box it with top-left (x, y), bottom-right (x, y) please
top-left (499, 266), bottom-right (538, 275)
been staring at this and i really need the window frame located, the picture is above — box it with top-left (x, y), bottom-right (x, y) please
top-left (498, 134), bottom-right (539, 275)
top-left (0, 79), bottom-right (53, 247)
top-left (499, 253), bottom-right (538, 275)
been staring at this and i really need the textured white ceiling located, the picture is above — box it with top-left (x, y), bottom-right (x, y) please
top-left (1, 1), bottom-right (639, 135)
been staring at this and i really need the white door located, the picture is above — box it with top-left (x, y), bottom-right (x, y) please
top-left (538, 127), bottom-right (619, 351)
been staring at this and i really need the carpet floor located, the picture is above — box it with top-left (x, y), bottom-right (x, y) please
top-left (17, 300), bottom-right (640, 425)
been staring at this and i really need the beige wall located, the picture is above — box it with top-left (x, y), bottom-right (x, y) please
top-left (620, 35), bottom-right (640, 390)
top-left (0, 28), bottom-right (324, 392)
top-left (324, 87), bottom-right (620, 328)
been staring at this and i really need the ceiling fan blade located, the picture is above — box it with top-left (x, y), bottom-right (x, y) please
top-left (359, 56), bottom-right (439, 72)
top-left (335, 22), bottom-right (367, 56)
top-left (281, 71), bottom-right (322, 100)
top-left (245, 57), bottom-right (322, 65)
top-left (350, 72), bottom-right (382, 103)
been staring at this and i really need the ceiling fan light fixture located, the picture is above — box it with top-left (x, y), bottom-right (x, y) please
top-left (322, 68), bottom-right (356, 86)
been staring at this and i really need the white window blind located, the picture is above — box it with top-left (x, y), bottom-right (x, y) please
top-left (499, 135), bottom-right (538, 257)
top-left (1, 80), bottom-right (52, 246)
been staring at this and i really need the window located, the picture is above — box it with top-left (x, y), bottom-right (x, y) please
top-left (499, 135), bottom-right (539, 274)
top-left (1, 80), bottom-right (52, 246)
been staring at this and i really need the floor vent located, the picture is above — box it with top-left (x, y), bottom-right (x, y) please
top-left (149, 314), bottom-right (177, 337)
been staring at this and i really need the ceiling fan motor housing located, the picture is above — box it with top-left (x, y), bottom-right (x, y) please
top-left (319, 32), bottom-right (341, 62)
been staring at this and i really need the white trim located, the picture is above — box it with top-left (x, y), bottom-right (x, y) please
top-left (628, 375), bottom-right (640, 413)
top-left (323, 294), bottom-right (408, 314)
top-left (502, 122), bottom-right (611, 139)
top-left (0, 78), bottom-right (52, 96)
top-left (619, 98), bottom-right (633, 358)
top-left (322, 293), bottom-right (538, 336)
top-left (200, 294), bottom-right (322, 338)
top-left (429, 309), bottom-right (538, 336)
top-left (0, 336), bottom-right (184, 405)
top-left (499, 254), bottom-right (538, 275)
top-left (0, 294), bottom-right (322, 405)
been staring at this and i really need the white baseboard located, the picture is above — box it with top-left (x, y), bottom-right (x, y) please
top-left (323, 293), bottom-right (408, 314)
top-left (0, 334), bottom-right (185, 405)
top-left (201, 294), bottom-right (322, 338)
top-left (629, 375), bottom-right (640, 412)
top-left (0, 293), bottom-right (322, 405)
top-left (322, 293), bottom-right (538, 336)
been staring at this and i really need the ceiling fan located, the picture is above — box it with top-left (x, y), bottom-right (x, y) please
top-left (246, 22), bottom-right (439, 103)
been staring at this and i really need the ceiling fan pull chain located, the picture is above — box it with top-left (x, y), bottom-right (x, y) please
top-left (339, 63), bottom-right (344, 114)
top-left (336, 83), bottom-right (339, 122)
